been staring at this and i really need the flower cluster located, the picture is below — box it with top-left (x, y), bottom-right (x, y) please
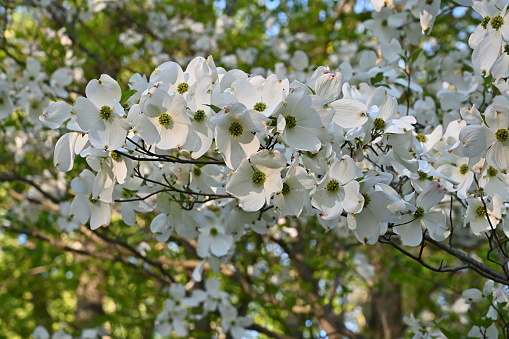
top-left (42, 44), bottom-right (509, 252)
top-left (24, 0), bottom-right (509, 335)
top-left (154, 280), bottom-right (252, 339)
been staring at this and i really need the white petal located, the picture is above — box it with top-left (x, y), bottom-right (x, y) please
top-left (394, 220), bottom-right (423, 247)
top-left (459, 125), bottom-right (494, 158)
top-left (54, 132), bottom-right (79, 172)
top-left (487, 142), bottom-right (509, 172)
top-left (74, 97), bottom-right (100, 131)
top-left (86, 74), bottom-right (121, 107)
top-left (331, 99), bottom-right (368, 129)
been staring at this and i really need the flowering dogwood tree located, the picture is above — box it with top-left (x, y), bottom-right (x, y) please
top-left (3, 0), bottom-right (509, 338)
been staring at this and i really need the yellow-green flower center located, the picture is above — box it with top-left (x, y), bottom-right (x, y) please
top-left (99, 105), bottom-right (112, 121)
top-left (31, 101), bottom-right (39, 109)
top-left (252, 171), bottom-right (266, 186)
top-left (326, 179), bottom-right (340, 193)
top-left (362, 193), bottom-right (371, 208)
top-left (505, 45), bottom-right (509, 55)
top-left (88, 194), bottom-right (98, 204)
top-left (194, 109), bottom-right (206, 122)
top-left (193, 166), bottom-right (202, 176)
top-left (495, 128), bottom-right (509, 142)
top-left (491, 15), bottom-right (504, 30)
top-left (307, 151), bottom-right (318, 158)
top-left (177, 82), bottom-right (189, 94)
top-left (373, 118), bottom-right (385, 131)
top-left (228, 121), bottom-right (244, 137)
top-left (487, 166), bottom-right (498, 177)
top-left (282, 182), bottom-right (291, 195)
top-left (416, 133), bottom-right (426, 142)
top-left (481, 16), bottom-right (491, 29)
top-left (253, 102), bottom-right (267, 112)
top-left (418, 170), bottom-right (428, 181)
top-left (110, 151), bottom-right (122, 162)
top-left (476, 205), bottom-right (487, 217)
top-left (210, 227), bottom-right (218, 236)
top-left (158, 113), bottom-right (172, 126)
top-left (285, 115), bottom-right (297, 129)
top-left (459, 164), bottom-right (469, 175)
top-left (414, 206), bottom-right (425, 218)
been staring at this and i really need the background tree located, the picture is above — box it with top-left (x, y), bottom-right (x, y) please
top-left (0, 0), bottom-right (506, 338)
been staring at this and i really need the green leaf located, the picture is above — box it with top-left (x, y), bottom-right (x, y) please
top-left (204, 104), bottom-right (222, 113)
top-left (480, 113), bottom-right (488, 128)
top-left (411, 48), bottom-right (423, 63)
top-left (437, 326), bottom-right (455, 337)
top-left (268, 116), bottom-right (278, 127)
top-left (305, 84), bottom-right (316, 95)
top-left (467, 309), bottom-right (483, 327)
top-left (120, 89), bottom-right (137, 105)
top-left (47, 96), bottom-right (57, 102)
top-left (116, 77), bottom-right (124, 91)
top-left (370, 72), bottom-right (384, 86)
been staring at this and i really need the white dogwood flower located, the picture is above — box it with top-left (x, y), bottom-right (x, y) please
top-left (73, 74), bottom-right (127, 150)
top-left (226, 150), bottom-right (286, 212)
top-left (210, 102), bottom-right (267, 169)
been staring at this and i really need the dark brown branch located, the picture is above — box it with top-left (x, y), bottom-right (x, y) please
top-left (379, 235), bottom-right (470, 273)
top-left (247, 324), bottom-right (293, 339)
top-left (0, 173), bottom-right (61, 204)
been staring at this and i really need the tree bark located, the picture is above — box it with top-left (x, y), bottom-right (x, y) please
top-left (75, 259), bottom-right (105, 327)
top-left (366, 245), bottom-right (404, 339)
